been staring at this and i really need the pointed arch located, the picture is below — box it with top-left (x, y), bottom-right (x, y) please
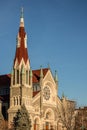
top-left (45, 108), bottom-right (54, 120)
top-left (44, 108), bottom-right (55, 130)
top-left (34, 116), bottom-right (40, 130)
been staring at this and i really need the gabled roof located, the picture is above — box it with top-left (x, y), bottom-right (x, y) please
top-left (33, 90), bottom-right (40, 97)
top-left (32, 68), bottom-right (49, 83)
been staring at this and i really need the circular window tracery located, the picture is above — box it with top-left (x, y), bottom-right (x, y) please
top-left (43, 86), bottom-right (50, 100)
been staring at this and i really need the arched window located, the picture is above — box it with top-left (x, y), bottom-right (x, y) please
top-left (34, 118), bottom-right (39, 130)
top-left (46, 112), bottom-right (50, 119)
top-left (26, 70), bottom-right (28, 84)
top-left (20, 72), bottom-right (22, 84)
top-left (17, 70), bottom-right (19, 84)
top-left (14, 97), bottom-right (16, 106)
top-left (46, 112), bottom-right (52, 119)
top-left (45, 109), bottom-right (55, 130)
top-left (17, 97), bottom-right (18, 105)
top-left (45, 122), bottom-right (49, 130)
top-left (13, 69), bottom-right (15, 85)
top-left (45, 109), bottom-right (54, 120)
top-left (19, 96), bottom-right (21, 105)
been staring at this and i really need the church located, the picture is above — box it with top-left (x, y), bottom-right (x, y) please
top-left (0, 9), bottom-right (75, 130)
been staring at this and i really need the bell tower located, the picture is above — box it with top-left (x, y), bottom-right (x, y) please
top-left (8, 8), bottom-right (33, 126)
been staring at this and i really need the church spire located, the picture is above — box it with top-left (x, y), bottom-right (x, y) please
top-left (14, 8), bottom-right (29, 65)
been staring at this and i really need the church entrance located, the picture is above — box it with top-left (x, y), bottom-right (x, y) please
top-left (43, 122), bottom-right (54, 130)
top-left (34, 118), bottom-right (39, 130)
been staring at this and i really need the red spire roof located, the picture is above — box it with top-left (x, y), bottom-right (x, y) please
top-left (14, 8), bottom-right (29, 64)
top-left (32, 68), bottom-right (48, 83)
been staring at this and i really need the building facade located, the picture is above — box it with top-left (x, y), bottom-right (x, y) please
top-left (0, 9), bottom-right (76, 130)
top-left (75, 107), bottom-right (87, 130)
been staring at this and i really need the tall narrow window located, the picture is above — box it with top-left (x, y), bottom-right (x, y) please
top-left (14, 97), bottom-right (15, 106)
top-left (20, 73), bottom-right (22, 84)
top-left (17, 70), bottom-right (19, 84)
top-left (26, 70), bottom-right (28, 84)
top-left (34, 119), bottom-right (39, 130)
top-left (34, 120), bottom-right (36, 130)
top-left (19, 96), bottom-right (21, 105)
top-left (17, 97), bottom-right (18, 105)
top-left (46, 122), bottom-right (49, 130)
top-left (13, 69), bottom-right (15, 85)
top-left (36, 85), bottom-right (37, 91)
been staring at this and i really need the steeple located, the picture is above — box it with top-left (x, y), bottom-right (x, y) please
top-left (8, 9), bottom-right (32, 127)
top-left (14, 8), bottom-right (29, 65)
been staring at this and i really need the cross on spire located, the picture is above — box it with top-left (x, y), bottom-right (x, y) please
top-left (21, 7), bottom-right (24, 18)
top-left (20, 7), bottom-right (24, 27)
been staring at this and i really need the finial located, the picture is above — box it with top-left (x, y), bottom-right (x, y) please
top-left (21, 7), bottom-right (24, 18)
top-left (40, 65), bottom-right (43, 78)
top-left (21, 65), bottom-right (25, 74)
top-left (11, 68), bottom-right (14, 75)
top-left (40, 65), bottom-right (42, 69)
top-left (55, 70), bottom-right (58, 82)
top-left (30, 68), bottom-right (32, 77)
top-left (20, 7), bottom-right (24, 27)
top-left (47, 63), bottom-right (50, 69)
top-left (62, 92), bottom-right (65, 98)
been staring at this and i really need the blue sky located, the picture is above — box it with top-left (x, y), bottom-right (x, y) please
top-left (0, 0), bottom-right (87, 106)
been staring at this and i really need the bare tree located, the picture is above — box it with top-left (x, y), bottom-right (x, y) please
top-left (58, 97), bottom-right (76, 130)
